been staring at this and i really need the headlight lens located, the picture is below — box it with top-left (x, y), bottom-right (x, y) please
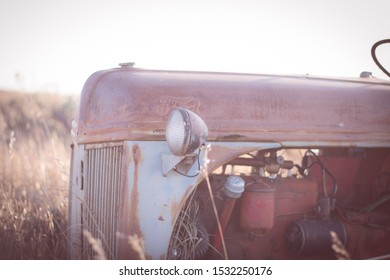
top-left (166, 107), bottom-right (208, 156)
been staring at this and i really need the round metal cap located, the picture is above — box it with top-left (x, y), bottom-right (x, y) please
top-left (224, 176), bottom-right (245, 199)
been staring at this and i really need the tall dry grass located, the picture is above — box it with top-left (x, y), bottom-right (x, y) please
top-left (0, 90), bottom-right (76, 259)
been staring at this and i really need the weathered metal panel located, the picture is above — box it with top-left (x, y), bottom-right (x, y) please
top-left (74, 68), bottom-right (390, 146)
top-left (112, 141), bottom-right (280, 259)
top-left (70, 139), bottom-right (280, 260)
top-left (116, 141), bottom-right (204, 259)
top-left (82, 142), bottom-right (123, 259)
top-left (68, 144), bottom-right (85, 259)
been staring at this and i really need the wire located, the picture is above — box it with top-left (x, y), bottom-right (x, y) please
top-left (305, 150), bottom-right (338, 199)
top-left (295, 163), bottom-right (329, 197)
top-left (173, 147), bottom-right (202, 178)
top-left (371, 39), bottom-right (390, 78)
top-left (173, 167), bottom-right (199, 178)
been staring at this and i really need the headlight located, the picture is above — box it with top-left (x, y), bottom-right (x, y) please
top-left (166, 107), bottom-right (208, 156)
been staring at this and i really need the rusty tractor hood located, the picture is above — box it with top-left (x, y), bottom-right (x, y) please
top-left (73, 67), bottom-right (390, 147)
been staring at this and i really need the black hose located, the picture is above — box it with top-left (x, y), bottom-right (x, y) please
top-left (371, 39), bottom-right (390, 78)
top-left (306, 150), bottom-right (338, 200)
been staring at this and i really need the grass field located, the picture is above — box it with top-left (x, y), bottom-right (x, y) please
top-left (0, 90), bottom-right (76, 259)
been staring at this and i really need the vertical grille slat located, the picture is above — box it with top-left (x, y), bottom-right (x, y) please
top-left (82, 143), bottom-right (123, 259)
top-left (111, 147), bottom-right (121, 250)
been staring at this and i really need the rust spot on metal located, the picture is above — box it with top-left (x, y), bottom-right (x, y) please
top-left (129, 144), bottom-right (142, 236)
top-left (159, 96), bottom-right (201, 117)
top-left (170, 185), bottom-right (194, 227)
top-left (218, 134), bottom-right (246, 140)
top-left (132, 143), bottom-right (142, 163)
top-left (170, 199), bottom-right (181, 227)
top-left (117, 144), bottom-right (145, 259)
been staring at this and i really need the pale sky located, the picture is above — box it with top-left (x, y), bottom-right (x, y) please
top-left (0, 0), bottom-right (389, 94)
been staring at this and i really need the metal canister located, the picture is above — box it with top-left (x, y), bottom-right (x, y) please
top-left (240, 181), bottom-right (276, 232)
top-left (285, 218), bottom-right (347, 256)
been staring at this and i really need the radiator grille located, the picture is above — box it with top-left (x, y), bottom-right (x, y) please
top-left (82, 143), bottom-right (123, 259)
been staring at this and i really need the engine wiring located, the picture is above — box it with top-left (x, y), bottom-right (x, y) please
top-left (295, 150), bottom-right (338, 208)
top-left (371, 39), bottom-right (390, 78)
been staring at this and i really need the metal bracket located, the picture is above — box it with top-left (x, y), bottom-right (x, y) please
top-left (162, 153), bottom-right (199, 176)
top-left (162, 153), bottom-right (185, 176)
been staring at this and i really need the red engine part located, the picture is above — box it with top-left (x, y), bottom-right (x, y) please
top-left (240, 182), bottom-right (275, 232)
top-left (338, 210), bottom-right (390, 259)
top-left (231, 177), bottom-right (319, 259)
top-left (273, 178), bottom-right (318, 216)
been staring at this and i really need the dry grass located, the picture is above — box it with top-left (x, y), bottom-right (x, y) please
top-left (0, 90), bottom-right (76, 259)
top-left (167, 194), bottom-right (204, 259)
